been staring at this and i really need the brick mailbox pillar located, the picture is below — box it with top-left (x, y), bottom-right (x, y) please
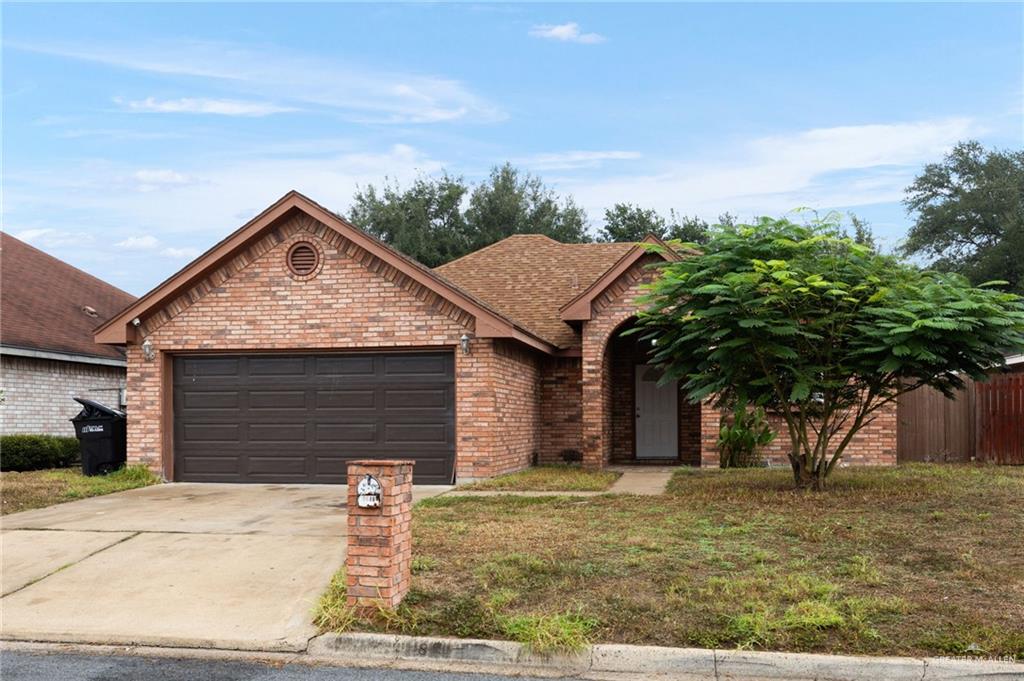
top-left (346, 459), bottom-right (414, 611)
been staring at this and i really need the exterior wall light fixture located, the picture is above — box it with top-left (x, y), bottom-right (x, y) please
top-left (460, 334), bottom-right (471, 355)
top-left (141, 338), bottom-right (156, 362)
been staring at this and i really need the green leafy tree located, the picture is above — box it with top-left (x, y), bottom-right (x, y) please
top-left (635, 217), bottom-right (1024, 490)
top-left (902, 141), bottom-right (1024, 294)
top-left (599, 203), bottom-right (666, 242)
top-left (599, 204), bottom-right (729, 244)
top-left (846, 213), bottom-right (877, 252)
top-left (349, 174), bottom-right (470, 267)
top-left (465, 163), bottom-right (590, 250)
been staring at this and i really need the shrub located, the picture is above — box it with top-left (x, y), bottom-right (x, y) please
top-left (718, 404), bottom-right (775, 468)
top-left (1, 434), bottom-right (81, 471)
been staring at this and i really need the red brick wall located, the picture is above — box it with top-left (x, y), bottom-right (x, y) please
top-left (538, 357), bottom-right (583, 464)
top-left (699, 401), bottom-right (898, 468)
top-left (456, 339), bottom-right (541, 481)
top-left (125, 213), bottom-right (535, 481)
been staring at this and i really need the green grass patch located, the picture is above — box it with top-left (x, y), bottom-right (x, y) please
top-left (347, 465), bottom-right (1024, 659)
top-left (312, 569), bottom-right (356, 633)
top-left (459, 465), bottom-right (621, 492)
top-left (1, 465), bottom-right (160, 515)
top-left (498, 612), bottom-right (597, 653)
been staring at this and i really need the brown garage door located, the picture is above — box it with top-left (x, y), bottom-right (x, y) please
top-left (172, 352), bottom-right (455, 484)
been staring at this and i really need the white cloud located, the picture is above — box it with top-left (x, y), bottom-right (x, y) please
top-left (160, 246), bottom-right (201, 259)
top-left (114, 235), bottom-right (198, 259)
top-left (115, 235), bottom-right (161, 251)
top-left (12, 227), bottom-right (88, 249)
top-left (529, 22), bottom-right (605, 44)
top-left (566, 117), bottom-right (976, 221)
top-left (132, 169), bottom-right (200, 192)
top-left (115, 96), bottom-right (296, 116)
top-left (515, 150), bottom-right (641, 170)
top-left (13, 40), bottom-right (504, 124)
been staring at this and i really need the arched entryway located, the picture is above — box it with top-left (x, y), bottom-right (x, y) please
top-left (607, 318), bottom-right (701, 464)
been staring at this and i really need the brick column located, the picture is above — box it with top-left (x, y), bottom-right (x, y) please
top-left (346, 459), bottom-right (414, 611)
top-left (699, 400), bottom-right (721, 468)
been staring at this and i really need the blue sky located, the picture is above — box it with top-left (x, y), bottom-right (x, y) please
top-left (4, 2), bottom-right (1022, 296)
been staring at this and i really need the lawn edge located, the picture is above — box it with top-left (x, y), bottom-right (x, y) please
top-left (309, 632), bottom-right (1021, 680)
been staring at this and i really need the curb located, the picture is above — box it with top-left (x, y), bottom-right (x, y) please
top-left (309, 632), bottom-right (1024, 680)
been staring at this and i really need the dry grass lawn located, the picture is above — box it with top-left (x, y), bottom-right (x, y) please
top-left (459, 465), bottom-right (621, 492)
top-left (1, 466), bottom-right (160, 515)
top-left (336, 464), bottom-right (1024, 657)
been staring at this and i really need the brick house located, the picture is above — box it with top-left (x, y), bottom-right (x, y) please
top-left (1, 233), bottom-right (136, 436)
top-left (95, 191), bottom-right (896, 484)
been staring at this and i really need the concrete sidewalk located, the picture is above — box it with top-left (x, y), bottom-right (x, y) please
top-left (0, 483), bottom-right (449, 652)
top-left (445, 466), bottom-right (675, 498)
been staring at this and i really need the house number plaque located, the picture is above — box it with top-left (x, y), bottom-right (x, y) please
top-left (356, 474), bottom-right (382, 508)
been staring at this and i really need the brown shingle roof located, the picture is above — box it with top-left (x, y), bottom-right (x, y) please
top-left (435, 235), bottom-right (634, 348)
top-left (1, 233), bottom-right (136, 361)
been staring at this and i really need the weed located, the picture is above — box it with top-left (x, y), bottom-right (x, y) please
top-left (312, 569), bottom-right (356, 633)
top-left (498, 612), bottom-right (597, 654)
top-left (838, 555), bottom-right (884, 586)
top-left (411, 556), bottom-right (438, 574)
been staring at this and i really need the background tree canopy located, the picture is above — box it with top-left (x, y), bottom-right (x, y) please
top-left (598, 203), bottom-right (734, 244)
top-left (902, 141), bottom-right (1024, 294)
top-left (349, 163), bottom-right (589, 266)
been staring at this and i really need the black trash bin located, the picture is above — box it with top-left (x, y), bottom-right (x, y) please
top-left (70, 398), bottom-right (127, 476)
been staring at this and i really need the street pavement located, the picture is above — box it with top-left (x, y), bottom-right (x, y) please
top-left (1, 651), bottom-right (532, 681)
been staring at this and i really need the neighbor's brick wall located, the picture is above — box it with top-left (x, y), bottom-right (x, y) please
top-left (125, 213), bottom-right (507, 479)
top-left (537, 357), bottom-right (583, 464)
top-left (1, 355), bottom-right (125, 436)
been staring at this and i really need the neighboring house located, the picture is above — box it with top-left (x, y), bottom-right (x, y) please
top-left (1, 233), bottom-right (136, 436)
top-left (95, 191), bottom-right (896, 484)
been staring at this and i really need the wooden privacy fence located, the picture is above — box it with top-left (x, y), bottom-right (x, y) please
top-left (898, 373), bottom-right (1023, 465)
top-left (975, 374), bottom-right (1024, 465)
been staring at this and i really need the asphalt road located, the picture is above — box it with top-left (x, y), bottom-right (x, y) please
top-left (1, 651), bottom-right (533, 681)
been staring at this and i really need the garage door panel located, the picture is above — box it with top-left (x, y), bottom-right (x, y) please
top-left (384, 354), bottom-right (450, 377)
top-left (385, 387), bottom-right (449, 410)
top-left (248, 356), bottom-right (307, 376)
top-left (316, 423), bottom-right (377, 443)
top-left (247, 455), bottom-right (308, 476)
top-left (174, 352), bottom-right (455, 484)
top-left (181, 391), bottom-right (240, 411)
top-left (384, 423), bottom-right (449, 444)
top-left (180, 455), bottom-right (242, 476)
top-left (249, 390), bottom-right (306, 410)
top-left (182, 423), bottom-right (241, 442)
top-left (316, 389), bottom-right (375, 410)
top-left (315, 356), bottom-right (375, 376)
top-left (178, 357), bottom-right (239, 378)
top-left (248, 423), bottom-right (308, 442)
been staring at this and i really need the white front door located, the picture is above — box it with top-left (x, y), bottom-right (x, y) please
top-left (635, 364), bottom-right (678, 459)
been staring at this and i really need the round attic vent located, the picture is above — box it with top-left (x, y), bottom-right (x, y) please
top-left (286, 242), bottom-right (320, 277)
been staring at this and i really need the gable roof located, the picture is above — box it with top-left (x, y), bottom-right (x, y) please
top-left (435, 235), bottom-right (635, 348)
top-left (94, 191), bottom-right (558, 354)
top-left (1, 232), bottom-right (136, 362)
top-left (558, 234), bottom-right (680, 322)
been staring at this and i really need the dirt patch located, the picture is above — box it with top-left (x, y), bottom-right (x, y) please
top-left (459, 465), bottom-right (621, 492)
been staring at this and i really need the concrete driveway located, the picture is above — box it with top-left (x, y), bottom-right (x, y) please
top-left (1, 483), bottom-right (449, 651)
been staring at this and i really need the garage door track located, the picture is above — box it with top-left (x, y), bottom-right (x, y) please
top-left (1, 483), bottom-right (447, 651)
